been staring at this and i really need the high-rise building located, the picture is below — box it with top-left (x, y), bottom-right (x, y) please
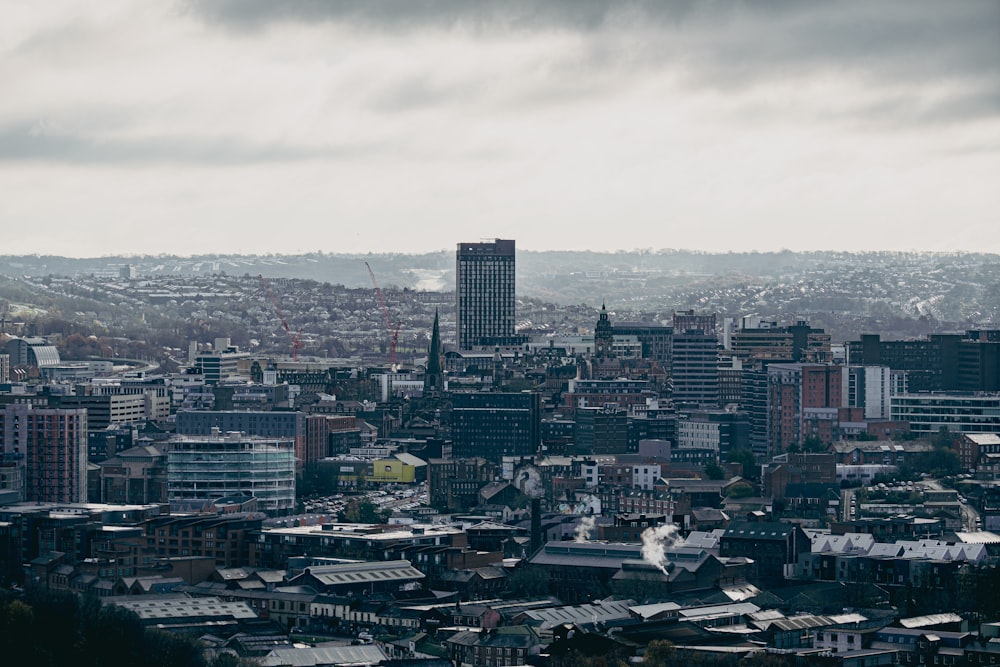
top-left (456, 239), bottom-right (518, 350)
top-left (0, 404), bottom-right (87, 503)
top-left (842, 366), bottom-right (896, 420)
top-left (671, 313), bottom-right (720, 409)
top-left (766, 364), bottom-right (842, 456)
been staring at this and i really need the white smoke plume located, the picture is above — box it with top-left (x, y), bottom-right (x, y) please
top-left (640, 523), bottom-right (681, 575)
top-left (574, 515), bottom-right (596, 543)
top-left (518, 468), bottom-right (544, 499)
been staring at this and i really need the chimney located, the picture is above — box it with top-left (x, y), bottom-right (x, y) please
top-left (530, 498), bottom-right (542, 554)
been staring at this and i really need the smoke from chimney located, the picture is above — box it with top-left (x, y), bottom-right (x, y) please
top-left (640, 523), bottom-right (680, 575)
top-left (574, 516), bottom-right (596, 543)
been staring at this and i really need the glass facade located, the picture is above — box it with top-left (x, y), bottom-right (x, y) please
top-left (167, 434), bottom-right (295, 513)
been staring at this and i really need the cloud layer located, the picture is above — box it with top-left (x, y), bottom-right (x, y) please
top-left (0, 1), bottom-right (996, 256)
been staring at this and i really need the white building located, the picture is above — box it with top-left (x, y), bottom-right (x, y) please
top-left (167, 430), bottom-right (295, 514)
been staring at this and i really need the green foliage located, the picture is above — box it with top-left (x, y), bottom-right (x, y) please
top-left (920, 447), bottom-right (962, 477)
top-left (642, 640), bottom-right (676, 666)
top-left (338, 497), bottom-right (389, 524)
top-left (802, 436), bottom-right (828, 453)
top-left (932, 426), bottom-right (959, 449)
top-left (0, 590), bottom-right (220, 667)
top-left (703, 462), bottom-right (725, 480)
top-left (726, 448), bottom-right (759, 480)
top-left (725, 481), bottom-right (755, 498)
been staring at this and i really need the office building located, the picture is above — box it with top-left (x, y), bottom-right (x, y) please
top-left (891, 393), bottom-right (1000, 437)
top-left (842, 366), bottom-right (896, 420)
top-left (574, 406), bottom-right (629, 455)
top-left (847, 333), bottom-right (961, 393)
top-left (456, 239), bottom-right (519, 350)
top-left (451, 392), bottom-right (541, 463)
top-left (671, 312), bottom-right (720, 408)
top-left (175, 410), bottom-right (307, 467)
top-left (167, 431), bottom-right (296, 514)
top-left (191, 338), bottom-right (251, 384)
top-left (564, 378), bottom-right (657, 414)
top-left (677, 408), bottom-right (750, 462)
top-left (730, 318), bottom-right (831, 363)
top-left (611, 321), bottom-right (673, 366)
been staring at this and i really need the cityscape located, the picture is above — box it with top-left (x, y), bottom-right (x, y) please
top-left (2, 240), bottom-right (1000, 667)
top-left (3, 2), bottom-right (999, 666)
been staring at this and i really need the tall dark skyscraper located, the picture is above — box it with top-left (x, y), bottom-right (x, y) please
top-left (456, 239), bottom-right (518, 350)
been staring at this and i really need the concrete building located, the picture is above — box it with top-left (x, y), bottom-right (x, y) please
top-left (0, 403), bottom-right (87, 503)
top-left (51, 394), bottom-right (152, 431)
top-left (564, 378), bottom-right (657, 414)
top-left (192, 338), bottom-right (251, 384)
top-left (575, 406), bottom-right (629, 455)
top-left (456, 239), bottom-right (519, 350)
top-left (612, 321), bottom-right (673, 366)
top-left (451, 392), bottom-right (541, 463)
top-left (891, 393), bottom-right (1000, 437)
top-left (671, 312), bottom-right (719, 408)
top-left (167, 431), bottom-right (295, 514)
top-left (842, 366), bottom-right (896, 420)
top-left (730, 318), bottom-right (831, 363)
top-left (677, 408), bottom-right (749, 462)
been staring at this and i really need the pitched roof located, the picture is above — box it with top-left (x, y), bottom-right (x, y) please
top-left (295, 560), bottom-right (425, 586)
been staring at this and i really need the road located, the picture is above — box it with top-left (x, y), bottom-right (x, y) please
top-left (922, 478), bottom-right (980, 532)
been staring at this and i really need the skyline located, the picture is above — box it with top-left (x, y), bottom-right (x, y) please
top-left (2, 1), bottom-right (998, 257)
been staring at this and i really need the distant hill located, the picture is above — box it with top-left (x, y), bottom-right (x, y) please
top-left (1, 250), bottom-right (999, 337)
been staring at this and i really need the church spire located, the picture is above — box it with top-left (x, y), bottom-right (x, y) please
top-left (425, 309), bottom-right (443, 390)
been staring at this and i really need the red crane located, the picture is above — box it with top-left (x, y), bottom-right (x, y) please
top-left (259, 274), bottom-right (303, 360)
top-left (365, 261), bottom-right (400, 368)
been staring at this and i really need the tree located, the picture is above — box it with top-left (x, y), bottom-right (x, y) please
top-left (642, 640), bottom-right (676, 666)
top-left (703, 462), bottom-right (725, 480)
top-left (932, 426), bottom-right (959, 450)
top-left (802, 436), bottom-right (828, 453)
top-left (338, 498), bottom-right (388, 524)
top-left (726, 449), bottom-right (759, 480)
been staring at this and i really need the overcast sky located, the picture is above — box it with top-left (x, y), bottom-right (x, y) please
top-left (2, 1), bottom-right (998, 257)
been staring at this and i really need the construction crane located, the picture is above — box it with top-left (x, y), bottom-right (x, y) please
top-left (364, 261), bottom-right (400, 369)
top-left (259, 274), bottom-right (303, 360)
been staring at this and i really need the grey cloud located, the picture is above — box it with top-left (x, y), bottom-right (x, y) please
top-left (186, 0), bottom-right (701, 33)
top-left (367, 76), bottom-right (486, 113)
top-left (189, 0), bottom-right (999, 123)
top-left (836, 86), bottom-right (1000, 130)
top-left (0, 123), bottom-right (379, 164)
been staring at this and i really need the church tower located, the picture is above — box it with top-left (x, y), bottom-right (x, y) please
top-left (594, 303), bottom-right (614, 359)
